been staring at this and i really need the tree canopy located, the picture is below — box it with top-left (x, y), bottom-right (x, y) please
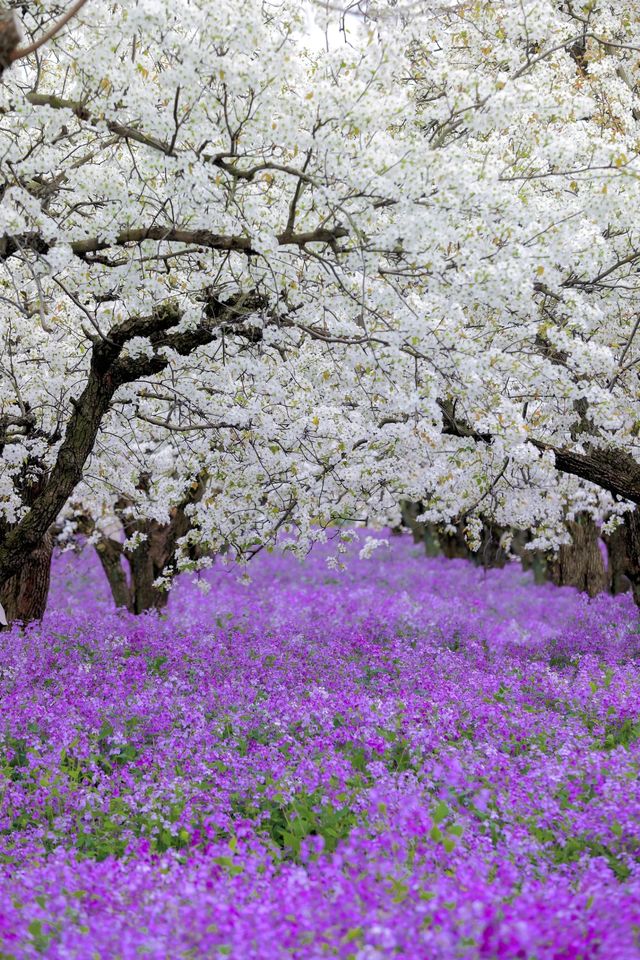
top-left (2, 0), bottom-right (640, 599)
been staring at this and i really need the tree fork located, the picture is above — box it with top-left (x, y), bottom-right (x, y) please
top-left (0, 1), bottom-right (89, 77)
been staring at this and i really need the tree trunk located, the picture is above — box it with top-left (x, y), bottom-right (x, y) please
top-left (399, 502), bottom-right (452, 557)
top-left (0, 529), bottom-right (54, 624)
top-left (399, 501), bottom-right (425, 545)
top-left (95, 537), bottom-right (132, 609)
top-left (606, 509), bottom-right (640, 605)
top-left (471, 521), bottom-right (508, 569)
top-left (548, 513), bottom-right (608, 597)
top-left (399, 502), bottom-right (471, 559)
top-left (127, 520), bottom-right (171, 614)
top-left (510, 531), bottom-right (549, 584)
top-left (400, 502), bottom-right (511, 566)
top-left (602, 525), bottom-right (632, 596)
top-left (93, 524), bottom-right (171, 614)
top-left (91, 476), bottom-right (207, 614)
top-left (0, 298), bottom-right (228, 591)
top-left (0, 11), bottom-right (21, 76)
top-left (439, 524), bottom-right (472, 560)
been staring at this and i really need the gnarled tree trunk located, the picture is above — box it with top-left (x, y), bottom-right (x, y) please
top-left (548, 513), bottom-right (608, 597)
top-left (602, 524), bottom-right (632, 596)
top-left (84, 476), bottom-right (207, 614)
top-left (0, 528), bottom-right (54, 624)
top-left (126, 519), bottom-right (173, 614)
top-left (604, 510), bottom-right (640, 605)
top-left (93, 523), bottom-right (174, 614)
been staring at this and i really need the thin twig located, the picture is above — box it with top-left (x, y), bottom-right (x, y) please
top-left (10, 0), bottom-right (89, 62)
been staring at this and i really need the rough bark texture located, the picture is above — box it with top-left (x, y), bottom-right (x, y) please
top-left (400, 502), bottom-right (508, 567)
top-left (86, 476), bottom-right (207, 614)
top-left (95, 537), bottom-right (132, 610)
top-left (548, 513), bottom-right (609, 597)
top-left (608, 509), bottom-right (640, 606)
top-left (0, 11), bottom-right (20, 74)
top-left (543, 443), bottom-right (640, 506)
top-left (0, 529), bottom-right (54, 623)
top-left (602, 525), bottom-right (632, 596)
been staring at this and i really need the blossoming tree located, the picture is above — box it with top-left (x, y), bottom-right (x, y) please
top-left (2, 0), bottom-right (640, 621)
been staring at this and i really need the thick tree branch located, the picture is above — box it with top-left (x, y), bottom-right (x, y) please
top-left (439, 399), bottom-right (640, 505)
top-left (25, 92), bottom-right (176, 155)
top-left (0, 224), bottom-right (349, 262)
top-left (529, 440), bottom-right (640, 505)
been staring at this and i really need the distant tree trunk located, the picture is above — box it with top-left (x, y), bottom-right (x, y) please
top-left (548, 513), bottom-right (608, 597)
top-left (92, 521), bottom-right (178, 614)
top-left (400, 501), bottom-right (425, 545)
top-left (400, 502), bottom-right (511, 566)
top-left (624, 512), bottom-right (640, 607)
top-left (438, 524), bottom-right (472, 560)
top-left (422, 524), bottom-right (442, 558)
top-left (0, 529), bottom-right (54, 624)
top-left (92, 521), bottom-right (186, 614)
top-left (400, 502), bottom-right (472, 559)
top-left (471, 521), bottom-right (508, 569)
top-left (126, 519), bottom-right (173, 614)
top-left (605, 509), bottom-right (640, 605)
top-left (512, 533), bottom-right (548, 585)
top-left (602, 524), bottom-right (632, 596)
top-left (95, 535), bottom-right (132, 609)
top-left (82, 476), bottom-right (207, 614)
top-left (399, 502), bottom-right (444, 556)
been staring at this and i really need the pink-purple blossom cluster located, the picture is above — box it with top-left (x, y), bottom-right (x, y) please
top-left (1, 536), bottom-right (640, 958)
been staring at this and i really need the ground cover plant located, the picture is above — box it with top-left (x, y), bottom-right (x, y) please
top-left (5, 3), bottom-right (640, 957)
top-left (1, 534), bottom-right (640, 958)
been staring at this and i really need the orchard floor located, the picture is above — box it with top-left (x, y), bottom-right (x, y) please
top-left (2, 535), bottom-right (640, 959)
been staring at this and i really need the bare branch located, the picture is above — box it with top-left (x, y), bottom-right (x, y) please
top-left (9, 0), bottom-right (90, 63)
top-left (0, 223), bottom-right (350, 262)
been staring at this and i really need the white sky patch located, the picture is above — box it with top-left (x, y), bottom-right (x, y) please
top-left (302, 1), bottom-right (368, 52)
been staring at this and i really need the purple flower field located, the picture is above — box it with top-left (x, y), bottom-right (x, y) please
top-left (1, 536), bottom-right (640, 958)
